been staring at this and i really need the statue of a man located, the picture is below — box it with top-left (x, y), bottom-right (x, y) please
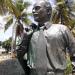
top-left (18, 0), bottom-right (75, 75)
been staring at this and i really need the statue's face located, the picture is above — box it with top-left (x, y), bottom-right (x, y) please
top-left (32, 1), bottom-right (48, 23)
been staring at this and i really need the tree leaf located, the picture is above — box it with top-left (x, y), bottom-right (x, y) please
top-left (5, 17), bottom-right (13, 31)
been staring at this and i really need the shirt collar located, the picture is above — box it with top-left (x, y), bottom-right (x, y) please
top-left (38, 21), bottom-right (52, 30)
top-left (44, 21), bottom-right (52, 29)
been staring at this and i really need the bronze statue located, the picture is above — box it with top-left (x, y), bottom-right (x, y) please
top-left (17, 0), bottom-right (75, 75)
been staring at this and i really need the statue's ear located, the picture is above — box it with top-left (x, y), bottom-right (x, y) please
top-left (47, 9), bottom-right (52, 16)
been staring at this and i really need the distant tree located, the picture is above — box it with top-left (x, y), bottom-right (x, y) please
top-left (2, 38), bottom-right (12, 53)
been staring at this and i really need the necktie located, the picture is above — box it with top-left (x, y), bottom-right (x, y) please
top-left (35, 28), bottom-right (47, 75)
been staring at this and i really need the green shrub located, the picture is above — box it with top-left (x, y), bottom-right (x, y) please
top-left (64, 54), bottom-right (73, 75)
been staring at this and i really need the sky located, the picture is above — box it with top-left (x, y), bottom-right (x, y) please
top-left (0, 0), bottom-right (56, 42)
top-left (0, 15), bottom-right (13, 41)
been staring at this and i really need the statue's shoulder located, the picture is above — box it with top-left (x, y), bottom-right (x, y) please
top-left (50, 24), bottom-right (68, 31)
top-left (46, 24), bottom-right (68, 36)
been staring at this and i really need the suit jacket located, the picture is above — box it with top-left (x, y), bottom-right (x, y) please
top-left (27, 22), bottom-right (75, 72)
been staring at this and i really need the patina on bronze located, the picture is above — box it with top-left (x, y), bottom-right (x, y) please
top-left (17, 0), bottom-right (75, 75)
top-left (27, 0), bottom-right (75, 75)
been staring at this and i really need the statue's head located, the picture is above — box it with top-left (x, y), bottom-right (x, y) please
top-left (32, 0), bottom-right (52, 23)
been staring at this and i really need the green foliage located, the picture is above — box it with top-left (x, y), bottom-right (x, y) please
top-left (64, 54), bottom-right (73, 75)
top-left (52, 0), bottom-right (75, 30)
top-left (16, 0), bottom-right (30, 12)
top-left (0, 0), bottom-right (7, 15)
top-left (2, 38), bottom-right (12, 46)
top-left (5, 18), bottom-right (13, 31)
top-left (1, 0), bottom-right (31, 33)
top-left (2, 38), bottom-right (12, 51)
top-left (23, 16), bottom-right (31, 24)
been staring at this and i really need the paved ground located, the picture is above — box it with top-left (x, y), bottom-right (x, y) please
top-left (0, 51), bottom-right (74, 75)
top-left (0, 54), bottom-right (25, 75)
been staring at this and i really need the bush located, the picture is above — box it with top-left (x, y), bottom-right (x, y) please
top-left (64, 53), bottom-right (73, 75)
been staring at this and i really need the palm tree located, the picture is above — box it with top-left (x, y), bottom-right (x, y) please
top-left (0, 0), bottom-right (31, 53)
top-left (52, 0), bottom-right (75, 30)
top-left (0, 0), bottom-right (31, 31)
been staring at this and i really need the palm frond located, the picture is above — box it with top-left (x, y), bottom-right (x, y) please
top-left (23, 17), bottom-right (31, 25)
top-left (27, 13), bottom-right (33, 16)
top-left (52, 0), bottom-right (75, 30)
top-left (16, 1), bottom-right (31, 12)
top-left (5, 17), bottom-right (13, 31)
top-left (5, 0), bottom-right (21, 19)
top-left (24, 2), bottom-right (31, 9)
top-left (0, 0), bottom-right (8, 15)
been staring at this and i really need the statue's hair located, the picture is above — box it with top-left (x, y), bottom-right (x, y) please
top-left (43, 0), bottom-right (52, 10)
top-left (41, 0), bottom-right (52, 19)
top-left (36, 0), bottom-right (52, 10)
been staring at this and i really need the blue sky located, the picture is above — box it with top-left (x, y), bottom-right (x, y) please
top-left (0, 0), bottom-right (56, 41)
